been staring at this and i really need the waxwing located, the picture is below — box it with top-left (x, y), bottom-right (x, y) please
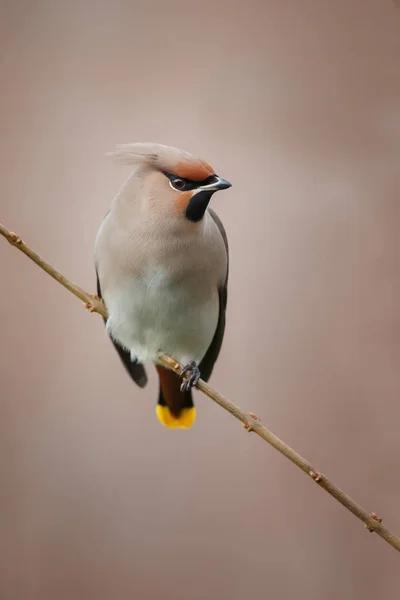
top-left (95, 143), bottom-right (231, 428)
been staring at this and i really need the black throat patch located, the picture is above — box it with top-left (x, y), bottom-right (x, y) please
top-left (185, 190), bottom-right (215, 222)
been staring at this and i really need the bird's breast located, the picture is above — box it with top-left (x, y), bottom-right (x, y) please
top-left (103, 264), bottom-right (220, 365)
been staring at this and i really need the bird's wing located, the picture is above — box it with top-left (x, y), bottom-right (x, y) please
top-left (96, 272), bottom-right (148, 388)
top-left (198, 208), bottom-right (229, 382)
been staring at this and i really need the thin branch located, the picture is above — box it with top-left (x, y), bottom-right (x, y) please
top-left (1, 220), bottom-right (399, 553)
top-left (0, 222), bottom-right (107, 317)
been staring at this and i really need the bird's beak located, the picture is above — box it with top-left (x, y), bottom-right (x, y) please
top-left (213, 176), bottom-right (232, 190)
top-left (197, 176), bottom-right (232, 192)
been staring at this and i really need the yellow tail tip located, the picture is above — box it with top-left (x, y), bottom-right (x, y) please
top-left (156, 405), bottom-right (196, 429)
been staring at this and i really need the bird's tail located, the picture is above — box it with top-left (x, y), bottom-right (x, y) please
top-left (155, 365), bottom-right (196, 429)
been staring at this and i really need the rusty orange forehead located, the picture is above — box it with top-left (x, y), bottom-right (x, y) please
top-left (173, 159), bottom-right (215, 181)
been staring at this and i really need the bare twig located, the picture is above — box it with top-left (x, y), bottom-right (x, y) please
top-left (0, 223), bottom-right (107, 317)
top-left (1, 220), bottom-right (399, 553)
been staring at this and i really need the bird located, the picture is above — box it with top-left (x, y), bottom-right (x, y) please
top-left (94, 143), bottom-right (231, 429)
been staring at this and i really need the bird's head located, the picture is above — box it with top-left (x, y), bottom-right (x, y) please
top-left (107, 143), bottom-right (231, 222)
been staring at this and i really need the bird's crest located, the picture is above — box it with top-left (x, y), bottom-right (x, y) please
top-left (107, 142), bottom-right (215, 182)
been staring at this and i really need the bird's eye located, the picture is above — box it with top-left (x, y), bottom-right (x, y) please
top-left (172, 178), bottom-right (186, 191)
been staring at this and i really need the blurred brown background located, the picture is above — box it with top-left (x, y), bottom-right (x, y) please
top-left (1, 0), bottom-right (400, 598)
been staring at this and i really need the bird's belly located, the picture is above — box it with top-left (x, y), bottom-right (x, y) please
top-left (104, 275), bottom-right (219, 365)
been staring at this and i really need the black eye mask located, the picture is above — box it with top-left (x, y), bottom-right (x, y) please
top-left (162, 172), bottom-right (218, 192)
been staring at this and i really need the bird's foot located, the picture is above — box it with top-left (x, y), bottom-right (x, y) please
top-left (180, 361), bottom-right (201, 392)
top-left (83, 294), bottom-right (104, 313)
top-left (243, 412), bottom-right (260, 432)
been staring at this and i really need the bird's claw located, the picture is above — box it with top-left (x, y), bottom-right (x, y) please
top-left (180, 361), bottom-right (201, 392)
top-left (243, 412), bottom-right (260, 432)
